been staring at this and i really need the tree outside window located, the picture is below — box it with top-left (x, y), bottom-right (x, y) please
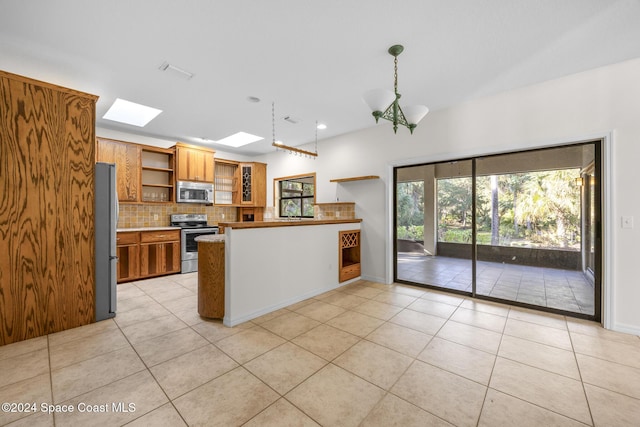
top-left (280, 180), bottom-right (315, 218)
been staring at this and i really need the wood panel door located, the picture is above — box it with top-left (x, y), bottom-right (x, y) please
top-left (252, 162), bottom-right (267, 207)
top-left (239, 162), bottom-right (267, 206)
top-left (96, 137), bottom-right (141, 202)
top-left (0, 71), bottom-right (98, 345)
top-left (165, 241), bottom-right (181, 274)
top-left (117, 244), bottom-right (140, 282)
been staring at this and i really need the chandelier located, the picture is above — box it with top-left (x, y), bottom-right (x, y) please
top-left (363, 44), bottom-right (429, 134)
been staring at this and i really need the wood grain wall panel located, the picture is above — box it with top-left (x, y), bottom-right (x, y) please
top-left (0, 70), bottom-right (97, 346)
top-left (96, 138), bottom-right (140, 202)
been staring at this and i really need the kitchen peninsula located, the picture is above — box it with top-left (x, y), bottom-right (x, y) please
top-left (216, 218), bottom-right (362, 326)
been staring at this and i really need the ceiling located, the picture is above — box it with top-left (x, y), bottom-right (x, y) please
top-left (2, 0), bottom-right (640, 155)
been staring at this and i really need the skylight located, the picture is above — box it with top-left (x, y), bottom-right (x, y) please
top-left (102, 98), bottom-right (162, 127)
top-left (215, 132), bottom-right (264, 147)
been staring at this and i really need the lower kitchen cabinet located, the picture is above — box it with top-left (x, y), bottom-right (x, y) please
top-left (116, 232), bottom-right (140, 282)
top-left (339, 229), bottom-right (361, 282)
top-left (117, 230), bottom-right (181, 283)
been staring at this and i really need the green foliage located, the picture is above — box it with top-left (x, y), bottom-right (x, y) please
top-left (437, 169), bottom-right (581, 250)
top-left (440, 228), bottom-right (472, 243)
top-left (397, 225), bottom-right (424, 241)
top-left (397, 181), bottom-right (424, 228)
top-left (396, 167), bottom-right (582, 250)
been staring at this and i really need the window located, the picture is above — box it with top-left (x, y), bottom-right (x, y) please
top-left (276, 174), bottom-right (316, 218)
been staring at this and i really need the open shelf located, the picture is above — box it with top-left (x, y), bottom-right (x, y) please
top-left (142, 183), bottom-right (173, 188)
top-left (330, 175), bottom-right (379, 183)
top-left (214, 160), bottom-right (239, 205)
top-left (142, 166), bottom-right (173, 173)
top-left (141, 148), bottom-right (175, 203)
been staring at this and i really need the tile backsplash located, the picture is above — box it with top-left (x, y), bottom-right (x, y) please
top-left (314, 202), bottom-right (356, 219)
top-left (264, 202), bottom-right (356, 221)
top-left (117, 204), bottom-right (238, 228)
top-left (118, 201), bottom-right (356, 228)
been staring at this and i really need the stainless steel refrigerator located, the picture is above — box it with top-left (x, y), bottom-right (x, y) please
top-left (95, 162), bottom-right (117, 321)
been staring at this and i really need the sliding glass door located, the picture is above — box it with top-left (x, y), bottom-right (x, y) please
top-left (394, 142), bottom-right (601, 320)
top-left (395, 160), bottom-right (473, 293)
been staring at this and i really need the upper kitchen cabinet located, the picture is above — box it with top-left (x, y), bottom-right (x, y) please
top-left (239, 162), bottom-right (267, 206)
top-left (141, 147), bottom-right (175, 203)
top-left (96, 137), bottom-right (141, 202)
top-left (175, 142), bottom-right (215, 183)
top-left (0, 70), bottom-right (98, 345)
top-left (214, 158), bottom-right (239, 205)
top-left (97, 138), bottom-right (176, 203)
top-left (212, 159), bottom-right (267, 207)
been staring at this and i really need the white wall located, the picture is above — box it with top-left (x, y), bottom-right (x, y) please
top-left (224, 223), bottom-right (361, 326)
top-left (257, 57), bottom-right (640, 334)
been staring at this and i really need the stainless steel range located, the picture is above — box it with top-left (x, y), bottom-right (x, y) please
top-left (170, 214), bottom-right (219, 273)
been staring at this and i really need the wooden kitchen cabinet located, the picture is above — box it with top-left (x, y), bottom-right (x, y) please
top-left (116, 232), bottom-right (140, 282)
top-left (175, 142), bottom-right (215, 182)
top-left (238, 207), bottom-right (263, 222)
top-left (139, 230), bottom-right (181, 277)
top-left (213, 159), bottom-right (266, 208)
top-left (339, 230), bottom-right (361, 282)
top-left (141, 147), bottom-right (175, 203)
top-left (96, 137), bottom-right (141, 202)
top-left (238, 162), bottom-right (267, 206)
top-left (214, 158), bottom-right (239, 205)
top-left (117, 230), bottom-right (180, 283)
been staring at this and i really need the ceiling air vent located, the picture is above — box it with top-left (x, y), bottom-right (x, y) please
top-left (159, 61), bottom-right (194, 80)
top-left (283, 116), bottom-right (302, 124)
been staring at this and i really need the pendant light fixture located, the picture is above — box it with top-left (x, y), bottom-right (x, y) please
top-left (363, 44), bottom-right (429, 134)
top-left (271, 102), bottom-right (318, 158)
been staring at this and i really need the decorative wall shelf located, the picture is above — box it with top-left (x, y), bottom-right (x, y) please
top-left (330, 175), bottom-right (380, 183)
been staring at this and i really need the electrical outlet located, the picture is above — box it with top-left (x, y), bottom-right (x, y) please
top-left (335, 211), bottom-right (341, 218)
top-left (622, 216), bottom-right (634, 229)
top-left (221, 213), bottom-right (225, 219)
top-left (153, 214), bottom-right (159, 221)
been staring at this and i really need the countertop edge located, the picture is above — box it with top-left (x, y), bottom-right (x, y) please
top-left (219, 218), bottom-right (362, 229)
top-left (116, 226), bottom-right (182, 232)
top-left (195, 234), bottom-right (226, 243)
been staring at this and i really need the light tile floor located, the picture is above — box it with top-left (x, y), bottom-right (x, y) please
top-left (397, 254), bottom-right (595, 315)
top-left (1, 273), bottom-right (639, 426)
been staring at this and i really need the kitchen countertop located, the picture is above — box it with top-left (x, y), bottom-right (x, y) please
top-left (195, 234), bottom-right (226, 243)
top-left (219, 218), bottom-right (361, 229)
top-left (116, 226), bottom-right (181, 232)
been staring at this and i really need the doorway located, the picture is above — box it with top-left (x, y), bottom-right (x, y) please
top-left (394, 142), bottom-right (601, 320)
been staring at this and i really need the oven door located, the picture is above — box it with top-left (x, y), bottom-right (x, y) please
top-left (181, 227), bottom-right (219, 260)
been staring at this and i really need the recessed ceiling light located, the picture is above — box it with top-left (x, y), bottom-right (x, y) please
top-left (317, 123), bottom-right (327, 130)
top-left (216, 132), bottom-right (264, 148)
top-left (102, 98), bottom-right (162, 127)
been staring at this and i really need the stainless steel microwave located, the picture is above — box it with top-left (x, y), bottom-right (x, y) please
top-left (176, 181), bottom-right (214, 204)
